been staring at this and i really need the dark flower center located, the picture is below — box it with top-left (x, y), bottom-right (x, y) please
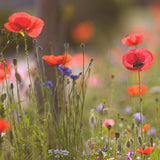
top-left (133, 61), bottom-right (144, 68)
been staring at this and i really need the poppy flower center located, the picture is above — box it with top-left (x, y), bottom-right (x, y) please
top-left (133, 61), bottom-right (144, 68)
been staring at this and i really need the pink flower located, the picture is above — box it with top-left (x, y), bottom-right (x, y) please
top-left (103, 119), bottom-right (115, 127)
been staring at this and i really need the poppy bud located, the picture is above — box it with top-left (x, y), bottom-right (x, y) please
top-left (0, 93), bottom-right (6, 102)
top-left (138, 136), bottom-right (142, 146)
top-left (142, 144), bottom-right (145, 150)
top-left (131, 123), bottom-right (134, 130)
top-left (13, 59), bottom-right (17, 66)
top-left (1, 29), bottom-right (5, 35)
top-left (10, 83), bottom-right (14, 89)
top-left (126, 141), bottom-right (131, 148)
top-left (130, 138), bottom-right (134, 145)
top-left (90, 58), bottom-right (94, 62)
top-left (150, 137), bottom-right (153, 147)
top-left (111, 75), bottom-right (115, 79)
top-left (155, 98), bottom-right (159, 102)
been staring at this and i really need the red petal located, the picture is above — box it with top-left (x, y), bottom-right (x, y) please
top-left (26, 16), bottom-right (44, 38)
top-left (4, 22), bottom-right (22, 32)
top-left (43, 55), bottom-right (57, 66)
top-left (8, 12), bottom-right (31, 23)
top-left (144, 147), bottom-right (154, 154)
top-left (136, 147), bottom-right (143, 154)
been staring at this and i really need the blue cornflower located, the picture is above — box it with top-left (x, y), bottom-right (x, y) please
top-left (70, 74), bottom-right (79, 80)
top-left (135, 112), bottom-right (145, 124)
top-left (58, 64), bottom-right (72, 76)
top-left (47, 81), bottom-right (53, 87)
top-left (42, 81), bottom-right (53, 87)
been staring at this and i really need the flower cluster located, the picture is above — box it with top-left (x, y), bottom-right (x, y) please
top-left (58, 64), bottom-right (72, 76)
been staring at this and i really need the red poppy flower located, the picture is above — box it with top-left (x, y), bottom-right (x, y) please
top-left (143, 124), bottom-right (150, 132)
top-left (122, 33), bottom-right (144, 46)
top-left (71, 21), bottom-right (95, 43)
top-left (0, 119), bottom-right (10, 133)
top-left (4, 12), bottom-right (44, 38)
top-left (128, 85), bottom-right (147, 96)
top-left (0, 60), bottom-right (12, 82)
top-left (136, 146), bottom-right (154, 155)
top-left (122, 48), bottom-right (153, 72)
top-left (43, 53), bottom-right (72, 67)
top-left (71, 53), bottom-right (89, 67)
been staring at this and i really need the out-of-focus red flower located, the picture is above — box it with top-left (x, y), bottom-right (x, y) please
top-left (0, 60), bottom-right (12, 83)
top-left (128, 85), bottom-right (147, 96)
top-left (71, 53), bottom-right (89, 67)
top-left (122, 48), bottom-right (153, 72)
top-left (149, 2), bottom-right (160, 14)
top-left (0, 119), bottom-right (10, 133)
top-left (4, 12), bottom-right (44, 38)
top-left (71, 21), bottom-right (95, 43)
top-left (103, 119), bottom-right (114, 127)
top-left (136, 146), bottom-right (154, 155)
top-left (43, 53), bottom-right (72, 67)
top-left (122, 33), bottom-right (144, 46)
top-left (88, 75), bottom-right (101, 88)
top-left (143, 124), bottom-right (150, 132)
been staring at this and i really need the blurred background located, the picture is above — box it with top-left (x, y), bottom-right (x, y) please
top-left (0, 0), bottom-right (160, 53)
top-left (1, 0), bottom-right (160, 137)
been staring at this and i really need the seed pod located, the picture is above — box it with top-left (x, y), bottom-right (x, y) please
top-left (115, 132), bottom-right (120, 140)
top-left (107, 125), bottom-right (112, 131)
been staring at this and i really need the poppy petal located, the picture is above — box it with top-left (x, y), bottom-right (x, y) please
top-left (136, 147), bottom-right (143, 154)
top-left (4, 22), bottom-right (22, 32)
top-left (26, 17), bottom-right (44, 38)
top-left (143, 147), bottom-right (154, 154)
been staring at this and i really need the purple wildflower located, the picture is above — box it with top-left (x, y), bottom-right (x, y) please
top-left (148, 127), bottom-right (156, 137)
top-left (135, 112), bottom-right (145, 124)
top-left (95, 103), bottom-right (107, 114)
top-left (123, 150), bottom-right (134, 160)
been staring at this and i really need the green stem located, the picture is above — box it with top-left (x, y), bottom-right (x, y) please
top-left (24, 35), bottom-right (35, 99)
top-left (15, 36), bottom-right (22, 112)
top-left (138, 67), bottom-right (143, 143)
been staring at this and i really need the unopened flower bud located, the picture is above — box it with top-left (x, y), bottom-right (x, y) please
top-left (126, 141), bottom-right (130, 148)
top-left (142, 144), bottom-right (145, 150)
top-left (138, 136), bottom-right (142, 146)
